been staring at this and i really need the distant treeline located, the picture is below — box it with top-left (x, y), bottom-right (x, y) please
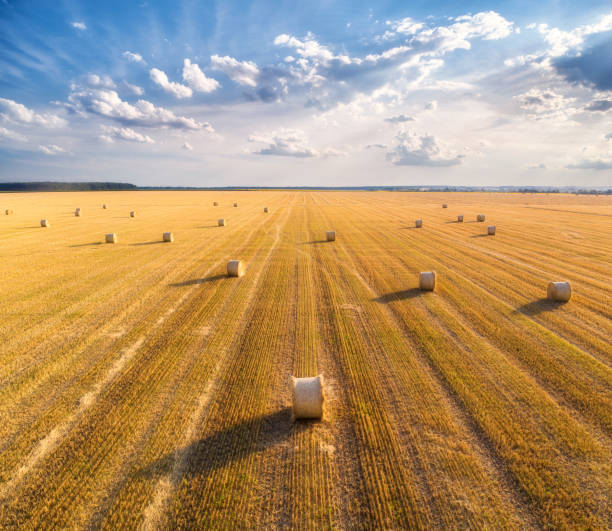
top-left (0, 182), bottom-right (610, 194)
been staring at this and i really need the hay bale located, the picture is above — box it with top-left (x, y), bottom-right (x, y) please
top-left (419, 271), bottom-right (436, 291)
top-left (415, 219), bottom-right (423, 228)
top-left (105, 233), bottom-right (117, 244)
top-left (457, 215), bottom-right (463, 222)
top-left (291, 375), bottom-right (324, 419)
top-left (130, 211), bottom-right (136, 218)
top-left (213, 201), bottom-right (218, 206)
top-left (163, 232), bottom-right (174, 242)
top-left (5, 209), bottom-right (13, 215)
top-left (40, 219), bottom-right (49, 227)
top-left (442, 204), bottom-right (448, 208)
top-left (477, 214), bottom-right (485, 222)
top-left (75, 208), bottom-right (81, 217)
top-left (227, 260), bottom-right (245, 277)
top-left (218, 218), bottom-right (226, 227)
top-left (234, 202), bottom-right (238, 207)
top-left (102, 204), bottom-right (107, 209)
top-left (488, 226), bottom-right (496, 235)
top-left (326, 230), bottom-right (336, 242)
top-left (264, 207), bottom-right (269, 213)
top-left (547, 281), bottom-right (571, 302)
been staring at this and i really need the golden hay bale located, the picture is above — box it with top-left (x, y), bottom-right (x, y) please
top-left (415, 219), bottom-right (423, 228)
top-left (264, 207), bottom-right (269, 213)
top-left (75, 208), bottom-right (81, 217)
top-left (163, 232), bottom-right (174, 242)
top-left (227, 260), bottom-right (245, 277)
top-left (218, 218), bottom-right (226, 226)
top-left (105, 233), bottom-right (117, 244)
top-left (234, 202), bottom-right (238, 207)
top-left (547, 281), bottom-right (571, 302)
top-left (326, 230), bottom-right (336, 241)
top-left (477, 214), bottom-right (485, 222)
top-left (213, 201), bottom-right (218, 206)
top-left (419, 271), bottom-right (436, 291)
top-left (130, 211), bottom-right (136, 218)
top-left (488, 226), bottom-right (496, 235)
top-left (40, 219), bottom-right (50, 227)
top-left (6, 209), bottom-right (14, 215)
top-left (291, 375), bottom-right (324, 419)
top-left (457, 215), bottom-right (464, 222)
top-left (442, 204), bottom-right (448, 208)
top-left (102, 204), bottom-right (107, 209)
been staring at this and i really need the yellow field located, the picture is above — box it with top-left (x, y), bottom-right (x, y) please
top-left (0, 190), bottom-right (610, 529)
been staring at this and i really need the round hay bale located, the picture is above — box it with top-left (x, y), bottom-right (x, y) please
top-left (419, 271), bottom-right (436, 291)
top-left (442, 204), bottom-right (448, 208)
top-left (213, 201), bottom-right (218, 206)
top-left (457, 215), bottom-right (463, 222)
top-left (105, 233), bottom-right (117, 244)
top-left (488, 226), bottom-right (496, 235)
top-left (415, 219), bottom-right (423, 228)
top-left (547, 281), bottom-right (571, 302)
top-left (130, 211), bottom-right (136, 218)
top-left (234, 202), bottom-right (238, 207)
top-left (75, 208), bottom-right (81, 217)
top-left (40, 219), bottom-right (49, 227)
top-left (326, 230), bottom-right (336, 242)
top-left (227, 260), bottom-right (245, 277)
top-left (477, 214), bottom-right (485, 222)
top-left (6, 209), bottom-right (14, 215)
top-left (102, 204), bottom-right (107, 209)
top-left (264, 207), bottom-right (269, 213)
top-left (163, 232), bottom-right (174, 242)
top-left (218, 218), bottom-right (226, 226)
top-left (291, 375), bottom-right (324, 419)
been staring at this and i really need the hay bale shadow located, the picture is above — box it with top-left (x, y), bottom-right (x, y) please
top-left (302, 240), bottom-right (328, 244)
top-left (515, 298), bottom-right (566, 316)
top-left (130, 241), bottom-right (164, 246)
top-left (170, 274), bottom-right (226, 287)
top-left (470, 234), bottom-right (490, 238)
top-left (373, 288), bottom-right (422, 303)
top-left (69, 242), bottom-right (103, 247)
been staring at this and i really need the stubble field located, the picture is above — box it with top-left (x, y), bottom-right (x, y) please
top-left (0, 190), bottom-right (610, 529)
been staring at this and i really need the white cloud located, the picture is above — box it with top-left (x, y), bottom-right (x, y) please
top-left (71, 21), bottom-right (87, 31)
top-left (0, 98), bottom-right (67, 128)
top-left (182, 141), bottom-right (193, 150)
top-left (515, 88), bottom-right (577, 120)
top-left (0, 126), bottom-right (27, 141)
top-left (66, 87), bottom-right (210, 130)
top-left (38, 144), bottom-right (66, 155)
top-left (249, 128), bottom-right (318, 157)
top-left (99, 125), bottom-right (154, 144)
top-left (123, 51), bottom-right (145, 64)
top-left (386, 130), bottom-right (463, 166)
top-left (385, 114), bottom-right (414, 123)
top-left (182, 59), bottom-right (220, 93)
top-left (210, 55), bottom-right (260, 87)
top-left (150, 68), bottom-right (193, 98)
top-left (123, 81), bottom-right (144, 96)
top-left (538, 14), bottom-right (612, 57)
top-left (85, 74), bottom-right (116, 89)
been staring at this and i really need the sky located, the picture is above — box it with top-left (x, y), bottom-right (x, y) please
top-left (1, 0), bottom-right (611, 187)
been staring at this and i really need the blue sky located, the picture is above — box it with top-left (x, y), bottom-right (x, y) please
top-left (1, 0), bottom-right (611, 186)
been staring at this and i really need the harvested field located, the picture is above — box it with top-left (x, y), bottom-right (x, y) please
top-left (0, 190), bottom-right (610, 529)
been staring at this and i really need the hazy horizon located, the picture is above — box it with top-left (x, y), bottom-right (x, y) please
top-left (1, 1), bottom-right (612, 187)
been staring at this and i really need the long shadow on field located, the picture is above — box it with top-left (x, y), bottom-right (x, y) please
top-left (515, 298), bottom-right (567, 316)
top-left (170, 274), bottom-right (226, 287)
top-left (303, 240), bottom-right (329, 244)
top-left (197, 225), bottom-right (222, 229)
top-left (470, 234), bottom-right (490, 238)
top-left (69, 242), bottom-right (103, 247)
top-left (373, 288), bottom-right (422, 303)
top-left (130, 241), bottom-right (165, 246)
top-left (135, 408), bottom-right (295, 483)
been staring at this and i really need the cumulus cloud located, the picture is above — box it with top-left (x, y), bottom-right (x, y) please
top-left (385, 114), bottom-right (414, 123)
top-left (38, 144), bottom-right (66, 155)
top-left (182, 141), bottom-right (193, 150)
top-left (66, 87), bottom-right (210, 130)
top-left (537, 14), bottom-right (612, 57)
top-left (210, 55), bottom-right (260, 87)
top-left (553, 33), bottom-right (612, 90)
top-left (248, 128), bottom-right (343, 157)
top-left (0, 126), bottom-right (27, 141)
top-left (0, 97), bottom-right (66, 128)
top-left (515, 88), bottom-right (577, 120)
top-left (566, 158), bottom-right (612, 170)
top-left (71, 21), bottom-right (86, 31)
top-left (386, 130), bottom-right (463, 166)
top-left (123, 51), bottom-right (145, 64)
top-left (123, 81), bottom-right (144, 96)
top-left (584, 99), bottom-right (612, 112)
top-left (99, 125), bottom-right (154, 144)
top-left (182, 59), bottom-right (220, 93)
top-left (85, 74), bottom-right (116, 88)
top-left (150, 68), bottom-right (193, 98)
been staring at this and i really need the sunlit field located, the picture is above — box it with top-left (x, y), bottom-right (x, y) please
top-left (0, 191), bottom-right (610, 529)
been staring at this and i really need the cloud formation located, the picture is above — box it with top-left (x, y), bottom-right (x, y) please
top-left (122, 51), bottom-right (145, 64)
top-left (39, 144), bottom-right (66, 155)
top-left (385, 114), bottom-right (414, 123)
top-left (182, 59), bottom-right (220, 93)
top-left (0, 126), bottom-right (28, 141)
top-left (248, 128), bottom-right (344, 158)
top-left (150, 68), bottom-right (193, 98)
top-left (99, 125), bottom-right (154, 144)
top-left (210, 55), bottom-right (260, 87)
top-left (0, 98), bottom-right (66, 128)
top-left (386, 130), bottom-right (463, 166)
top-left (71, 21), bottom-right (86, 31)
